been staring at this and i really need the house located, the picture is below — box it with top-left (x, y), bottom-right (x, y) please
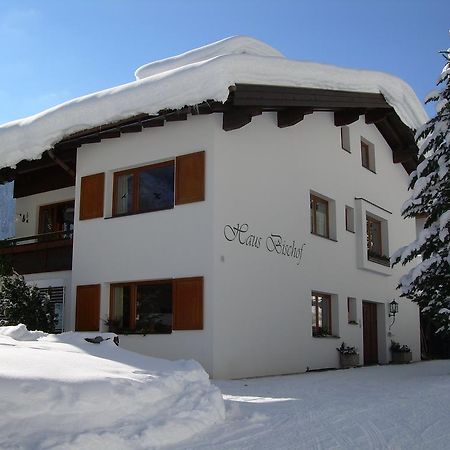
top-left (0, 37), bottom-right (428, 378)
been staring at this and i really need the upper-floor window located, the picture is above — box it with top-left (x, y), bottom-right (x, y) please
top-left (366, 215), bottom-right (382, 256)
top-left (113, 161), bottom-right (174, 216)
top-left (39, 200), bottom-right (75, 239)
top-left (310, 194), bottom-right (329, 238)
top-left (361, 138), bottom-right (376, 172)
top-left (341, 126), bottom-right (351, 153)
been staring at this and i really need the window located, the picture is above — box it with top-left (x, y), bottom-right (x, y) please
top-left (341, 126), bottom-right (351, 152)
top-left (310, 195), bottom-right (329, 238)
top-left (345, 206), bottom-right (355, 233)
top-left (312, 292), bottom-right (332, 336)
top-left (347, 297), bottom-right (357, 324)
top-left (113, 161), bottom-right (174, 216)
top-left (366, 216), bottom-right (382, 256)
top-left (366, 215), bottom-right (390, 266)
top-left (361, 138), bottom-right (375, 172)
top-left (39, 287), bottom-right (65, 333)
top-left (109, 277), bottom-right (203, 334)
top-left (39, 200), bottom-right (75, 239)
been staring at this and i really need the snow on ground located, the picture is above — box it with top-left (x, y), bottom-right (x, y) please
top-left (0, 36), bottom-right (428, 170)
top-left (167, 360), bottom-right (450, 450)
top-left (0, 325), bottom-right (225, 450)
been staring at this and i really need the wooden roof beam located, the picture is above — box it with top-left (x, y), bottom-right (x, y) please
top-left (120, 123), bottom-right (142, 133)
top-left (223, 108), bottom-right (262, 131)
top-left (393, 147), bottom-right (416, 164)
top-left (334, 109), bottom-right (365, 126)
top-left (365, 108), bottom-right (393, 124)
top-left (277, 108), bottom-right (313, 128)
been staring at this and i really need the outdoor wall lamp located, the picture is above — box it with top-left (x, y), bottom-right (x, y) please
top-left (389, 300), bottom-right (399, 317)
top-left (388, 299), bottom-right (398, 330)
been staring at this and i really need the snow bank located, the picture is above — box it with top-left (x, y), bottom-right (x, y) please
top-left (0, 326), bottom-right (225, 450)
top-left (0, 36), bottom-right (427, 170)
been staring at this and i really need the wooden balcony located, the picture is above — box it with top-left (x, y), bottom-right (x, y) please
top-left (0, 231), bottom-right (73, 275)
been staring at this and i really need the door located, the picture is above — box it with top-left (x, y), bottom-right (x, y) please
top-left (363, 301), bottom-right (378, 365)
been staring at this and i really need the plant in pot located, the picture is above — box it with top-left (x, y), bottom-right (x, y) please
top-left (390, 340), bottom-right (412, 364)
top-left (336, 342), bottom-right (359, 368)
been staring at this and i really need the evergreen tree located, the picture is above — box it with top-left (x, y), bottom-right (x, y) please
top-left (0, 271), bottom-right (55, 332)
top-left (392, 49), bottom-right (450, 335)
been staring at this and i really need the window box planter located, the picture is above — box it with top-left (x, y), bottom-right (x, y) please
top-left (367, 251), bottom-right (391, 267)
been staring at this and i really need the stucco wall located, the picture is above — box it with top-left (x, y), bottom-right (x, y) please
top-left (71, 115), bottom-right (217, 373)
top-left (211, 111), bottom-right (420, 378)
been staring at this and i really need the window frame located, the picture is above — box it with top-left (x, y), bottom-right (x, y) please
top-left (110, 279), bottom-right (173, 334)
top-left (112, 160), bottom-right (175, 217)
top-left (360, 138), bottom-right (376, 173)
top-left (310, 194), bottom-right (330, 239)
top-left (38, 199), bottom-right (75, 239)
top-left (311, 292), bottom-right (332, 337)
top-left (366, 215), bottom-right (383, 257)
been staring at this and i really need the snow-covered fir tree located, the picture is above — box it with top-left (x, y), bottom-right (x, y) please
top-left (392, 48), bottom-right (450, 334)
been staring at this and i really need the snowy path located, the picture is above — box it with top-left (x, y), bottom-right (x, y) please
top-left (168, 361), bottom-right (450, 450)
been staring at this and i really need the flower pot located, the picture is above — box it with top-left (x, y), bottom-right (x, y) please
top-left (339, 353), bottom-right (359, 368)
top-left (391, 351), bottom-right (412, 364)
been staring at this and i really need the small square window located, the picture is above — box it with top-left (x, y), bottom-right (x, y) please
top-left (361, 139), bottom-right (376, 172)
top-left (347, 297), bottom-right (357, 324)
top-left (341, 126), bottom-right (351, 152)
top-left (345, 206), bottom-right (355, 233)
top-left (312, 292), bottom-right (332, 336)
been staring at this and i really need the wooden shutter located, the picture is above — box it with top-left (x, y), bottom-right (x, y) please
top-left (173, 277), bottom-right (203, 330)
top-left (175, 151), bottom-right (205, 205)
top-left (79, 173), bottom-right (105, 220)
top-left (76, 284), bottom-right (101, 331)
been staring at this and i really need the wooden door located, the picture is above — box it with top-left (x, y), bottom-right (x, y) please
top-left (363, 302), bottom-right (378, 365)
top-left (76, 284), bottom-right (100, 331)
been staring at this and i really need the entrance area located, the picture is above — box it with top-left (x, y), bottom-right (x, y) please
top-left (363, 301), bottom-right (378, 365)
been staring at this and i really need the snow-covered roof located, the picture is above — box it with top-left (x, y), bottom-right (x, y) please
top-left (0, 36), bottom-right (428, 170)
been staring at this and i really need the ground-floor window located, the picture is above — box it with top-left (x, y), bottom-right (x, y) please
top-left (111, 281), bottom-right (172, 334)
top-left (312, 292), bottom-right (332, 337)
top-left (109, 277), bottom-right (203, 334)
top-left (39, 286), bottom-right (64, 333)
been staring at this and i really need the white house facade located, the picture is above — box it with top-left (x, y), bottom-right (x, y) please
top-left (0, 37), bottom-right (427, 378)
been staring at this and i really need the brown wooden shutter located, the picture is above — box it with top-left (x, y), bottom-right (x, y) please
top-left (173, 277), bottom-right (203, 330)
top-left (175, 151), bottom-right (205, 205)
top-left (79, 173), bottom-right (105, 220)
top-left (76, 284), bottom-right (101, 331)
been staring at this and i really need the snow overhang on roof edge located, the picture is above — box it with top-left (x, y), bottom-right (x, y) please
top-left (0, 36), bottom-right (428, 170)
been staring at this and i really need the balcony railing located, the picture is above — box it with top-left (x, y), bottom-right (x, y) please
top-left (0, 231), bottom-right (73, 274)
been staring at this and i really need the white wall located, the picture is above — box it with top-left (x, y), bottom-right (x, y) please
top-left (211, 112), bottom-right (420, 378)
top-left (71, 115), bottom-right (217, 373)
top-left (69, 111), bottom-right (420, 379)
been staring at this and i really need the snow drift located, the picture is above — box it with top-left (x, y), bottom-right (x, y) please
top-left (0, 36), bottom-right (428, 170)
top-left (0, 325), bottom-right (225, 450)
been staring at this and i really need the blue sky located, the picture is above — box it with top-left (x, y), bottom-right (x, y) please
top-left (0, 0), bottom-right (449, 237)
top-left (0, 0), bottom-right (448, 124)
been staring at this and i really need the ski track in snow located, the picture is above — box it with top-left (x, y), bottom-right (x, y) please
top-left (166, 361), bottom-right (450, 450)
